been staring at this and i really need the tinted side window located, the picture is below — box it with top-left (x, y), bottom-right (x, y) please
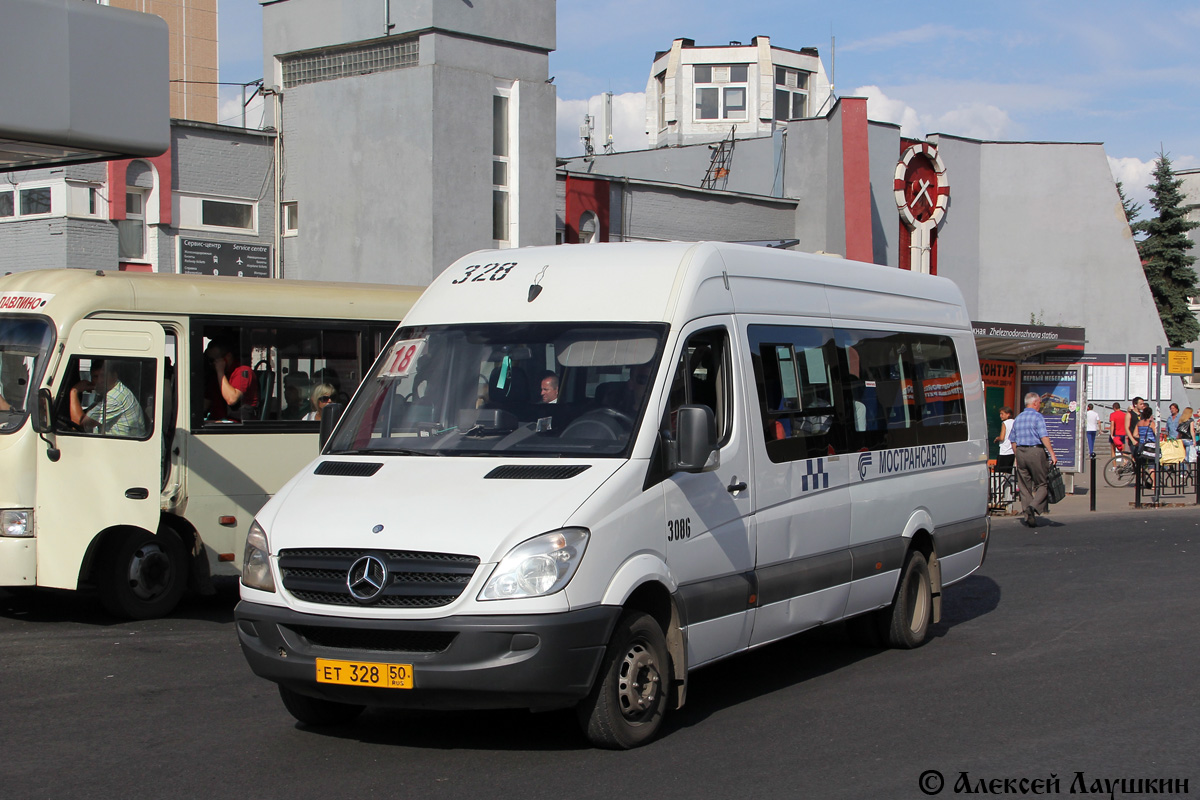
top-left (839, 329), bottom-right (967, 451)
top-left (748, 324), bottom-right (846, 462)
top-left (748, 325), bottom-right (970, 462)
top-left (192, 321), bottom-right (371, 428)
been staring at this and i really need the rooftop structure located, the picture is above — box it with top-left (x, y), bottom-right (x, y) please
top-left (645, 36), bottom-right (833, 148)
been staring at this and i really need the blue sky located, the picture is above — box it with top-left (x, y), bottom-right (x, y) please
top-left (218, 0), bottom-right (1200, 212)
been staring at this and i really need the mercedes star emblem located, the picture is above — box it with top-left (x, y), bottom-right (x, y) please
top-left (346, 555), bottom-right (389, 603)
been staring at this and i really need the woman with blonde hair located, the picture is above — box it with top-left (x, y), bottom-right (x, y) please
top-left (1179, 406), bottom-right (1194, 462)
top-left (302, 383), bottom-right (335, 422)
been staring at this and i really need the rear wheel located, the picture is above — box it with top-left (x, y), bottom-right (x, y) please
top-left (577, 611), bottom-right (670, 749)
top-left (97, 530), bottom-right (187, 620)
top-left (1104, 454), bottom-right (1135, 488)
top-left (880, 549), bottom-right (932, 649)
top-left (278, 685), bottom-right (364, 726)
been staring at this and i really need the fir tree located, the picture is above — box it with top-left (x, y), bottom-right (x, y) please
top-left (1116, 181), bottom-right (1142, 230)
top-left (1137, 151), bottom-right (1200, 346)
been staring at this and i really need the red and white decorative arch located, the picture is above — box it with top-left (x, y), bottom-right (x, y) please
top-left (894, 142), bottom-right (949, 274)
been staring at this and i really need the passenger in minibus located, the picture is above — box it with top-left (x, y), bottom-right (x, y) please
top-left (69, 359), bottom-right (147, 438)
top-left (204, 338), bottom-right (259, 421)
top-left (281, 372), bottom-right (310, 420)
top-left (302, 383), bottom-right (335, 422)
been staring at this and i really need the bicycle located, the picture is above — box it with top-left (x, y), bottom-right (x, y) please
top-left (1103, 451), bottom-right (1137, 488)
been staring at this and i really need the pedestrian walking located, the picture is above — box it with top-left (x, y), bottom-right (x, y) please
top-left (1009, 392), bottom-right (1057, 527)
top-left (1085, 403), bottom-right (1100, 457)
top-left (1108, 402), bottom-right (1126, 453)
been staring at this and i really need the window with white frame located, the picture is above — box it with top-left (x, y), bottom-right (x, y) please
top-left (492, 90), bottom-right (511, 245)
top-left (0, 190), bottom-right (12, 218)
top-left (693, 64), bottom-right (749, 122)
top-left (656, 72), bottom-right (667, 130)
top-left (282, 202), bottom-right (298, 236)
top-left (178, 194), bottom-right (258, 234)
top-left (774, 67), bottom-right (810, 121)
top-left (19, 186), bottom-right (52, 216)
top-left (118, 190), bottom-right (146, 260)
top-left (66, 181), bottom-right (104, 218)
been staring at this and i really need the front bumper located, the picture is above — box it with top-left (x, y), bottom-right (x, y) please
top-left (235, 601), bottom-right (621, 711)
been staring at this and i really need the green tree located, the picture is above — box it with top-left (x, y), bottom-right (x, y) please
top-left (1116, 180), bottom-right (1142, 230)
top-left (1137, 151), bottom-right (1199, 346)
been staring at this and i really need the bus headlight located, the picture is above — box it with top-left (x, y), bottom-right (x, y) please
top-left (479, 528), bottom-right (589, 600)
top-left (0, 509), bottom-right (33, 538)
top-left (241, 520), bottom-right (276, 593)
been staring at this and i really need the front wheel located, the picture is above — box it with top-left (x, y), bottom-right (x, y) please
top-left (97, 530), bottom-right (187, 620)
top-left (577, 611), bottom-right (670, 749)
top-left (1104, 455), bottom-right (1135, 488)
top-left (879, 549), bottom-right (932, 649)
top-left (278, 686), bottom-right (365, 726)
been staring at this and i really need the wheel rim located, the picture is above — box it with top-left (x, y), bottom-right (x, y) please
top-left (126, 543), bottom-right (173, 601)
top-left (906, 569), bottom-right (930, 635)
top-left (616, 638), bottom-right (661, 723)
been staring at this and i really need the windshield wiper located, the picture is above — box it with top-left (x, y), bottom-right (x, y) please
top-left (331, 447), bottom-right (440, 457)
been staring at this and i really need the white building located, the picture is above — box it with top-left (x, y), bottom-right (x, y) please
top-left (645, 37), bottom-right (833, 149)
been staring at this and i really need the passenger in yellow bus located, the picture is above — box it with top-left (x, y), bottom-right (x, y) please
top-left (204, 338), bottom-right (259, 421)
top-left (302, 383), bottom-right (335, 422)
top-left (69, 359), bottom-right (147, 438)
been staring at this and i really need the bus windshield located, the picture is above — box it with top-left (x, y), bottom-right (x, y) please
top-left (0, 317), bottom-right (55, 434)
top-left (327, 322), bottom-right (668, 458)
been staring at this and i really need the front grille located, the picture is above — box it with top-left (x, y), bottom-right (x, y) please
top-left (286, 625), bottom-right (457, 654)
top-left (279, 548), bottom-right (480, 608)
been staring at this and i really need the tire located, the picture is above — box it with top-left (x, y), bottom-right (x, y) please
top-left (879, 549), bottom-right (932, 649)
top-left (278, 685), bottom-right (364, 727)
top-left (577, 611), bottom-right (670, 749)
top-left (1104, 455), bottom-right (1135, 488)
top-left (98, 530), bottom-right (188, 620)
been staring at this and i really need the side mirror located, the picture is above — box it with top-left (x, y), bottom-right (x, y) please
top-left (33, 388), bottom-right (54, 434)
top-left (318, 402), bottom-right (344, 450)
top-left (670, 404), bottom-right (719, 473)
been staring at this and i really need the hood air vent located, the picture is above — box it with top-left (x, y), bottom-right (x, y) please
top-left (485, 465), bottom-right (591, 480)
top-left (315, 461), bottom-right (384, 477)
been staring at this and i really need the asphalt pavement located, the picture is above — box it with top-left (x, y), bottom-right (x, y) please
top-left (2, 492), bottom-right (1197, 799)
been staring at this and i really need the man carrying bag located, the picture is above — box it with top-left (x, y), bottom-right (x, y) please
top-left (1009, 392), bottom-right (1058, 528)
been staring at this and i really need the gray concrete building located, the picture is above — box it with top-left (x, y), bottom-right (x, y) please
top-left (0, 121), bottom-right (275, 276)
top-left (260, 0), bottom-right (557, 285)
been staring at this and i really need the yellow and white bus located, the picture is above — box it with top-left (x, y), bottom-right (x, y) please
top-left (0, 269), bottom-right (423, 618)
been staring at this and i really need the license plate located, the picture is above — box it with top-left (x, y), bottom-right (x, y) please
top-left (315, 658), bottom-right (413, 689)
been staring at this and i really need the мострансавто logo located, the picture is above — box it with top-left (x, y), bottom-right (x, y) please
top-left (858, 445), bottom-right (948, 480)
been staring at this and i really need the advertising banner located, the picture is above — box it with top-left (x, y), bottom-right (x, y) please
top-left (1017, 367), bottom-right (1081, 472)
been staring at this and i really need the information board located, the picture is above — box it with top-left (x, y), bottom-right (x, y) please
top-left (180, 238), bottom-right (271, 279)
top-left (1017, 367), bottom-right (1081, 473)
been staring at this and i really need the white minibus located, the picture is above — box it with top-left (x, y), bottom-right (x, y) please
top-left (0, 269), bottom-right (423, 618)
top-left (235, 242), bottom-right (989, 748)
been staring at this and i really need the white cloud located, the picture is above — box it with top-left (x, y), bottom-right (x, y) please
top-left (217, 88), bottom-right (267, 130)
top-left (1108, 153), bottom-right (1200, 217)
top-left (852, 85), bottom-right (1013, 141)
top-left (556, 92), bottom-right (648, 157)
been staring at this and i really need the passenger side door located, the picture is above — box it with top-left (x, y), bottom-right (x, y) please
top-left (659, 320), bottom-right (757, 667)
top-left (742, 320), bottom-right (853, 647)
top-left (36, 319), bottom-right (165, 590)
